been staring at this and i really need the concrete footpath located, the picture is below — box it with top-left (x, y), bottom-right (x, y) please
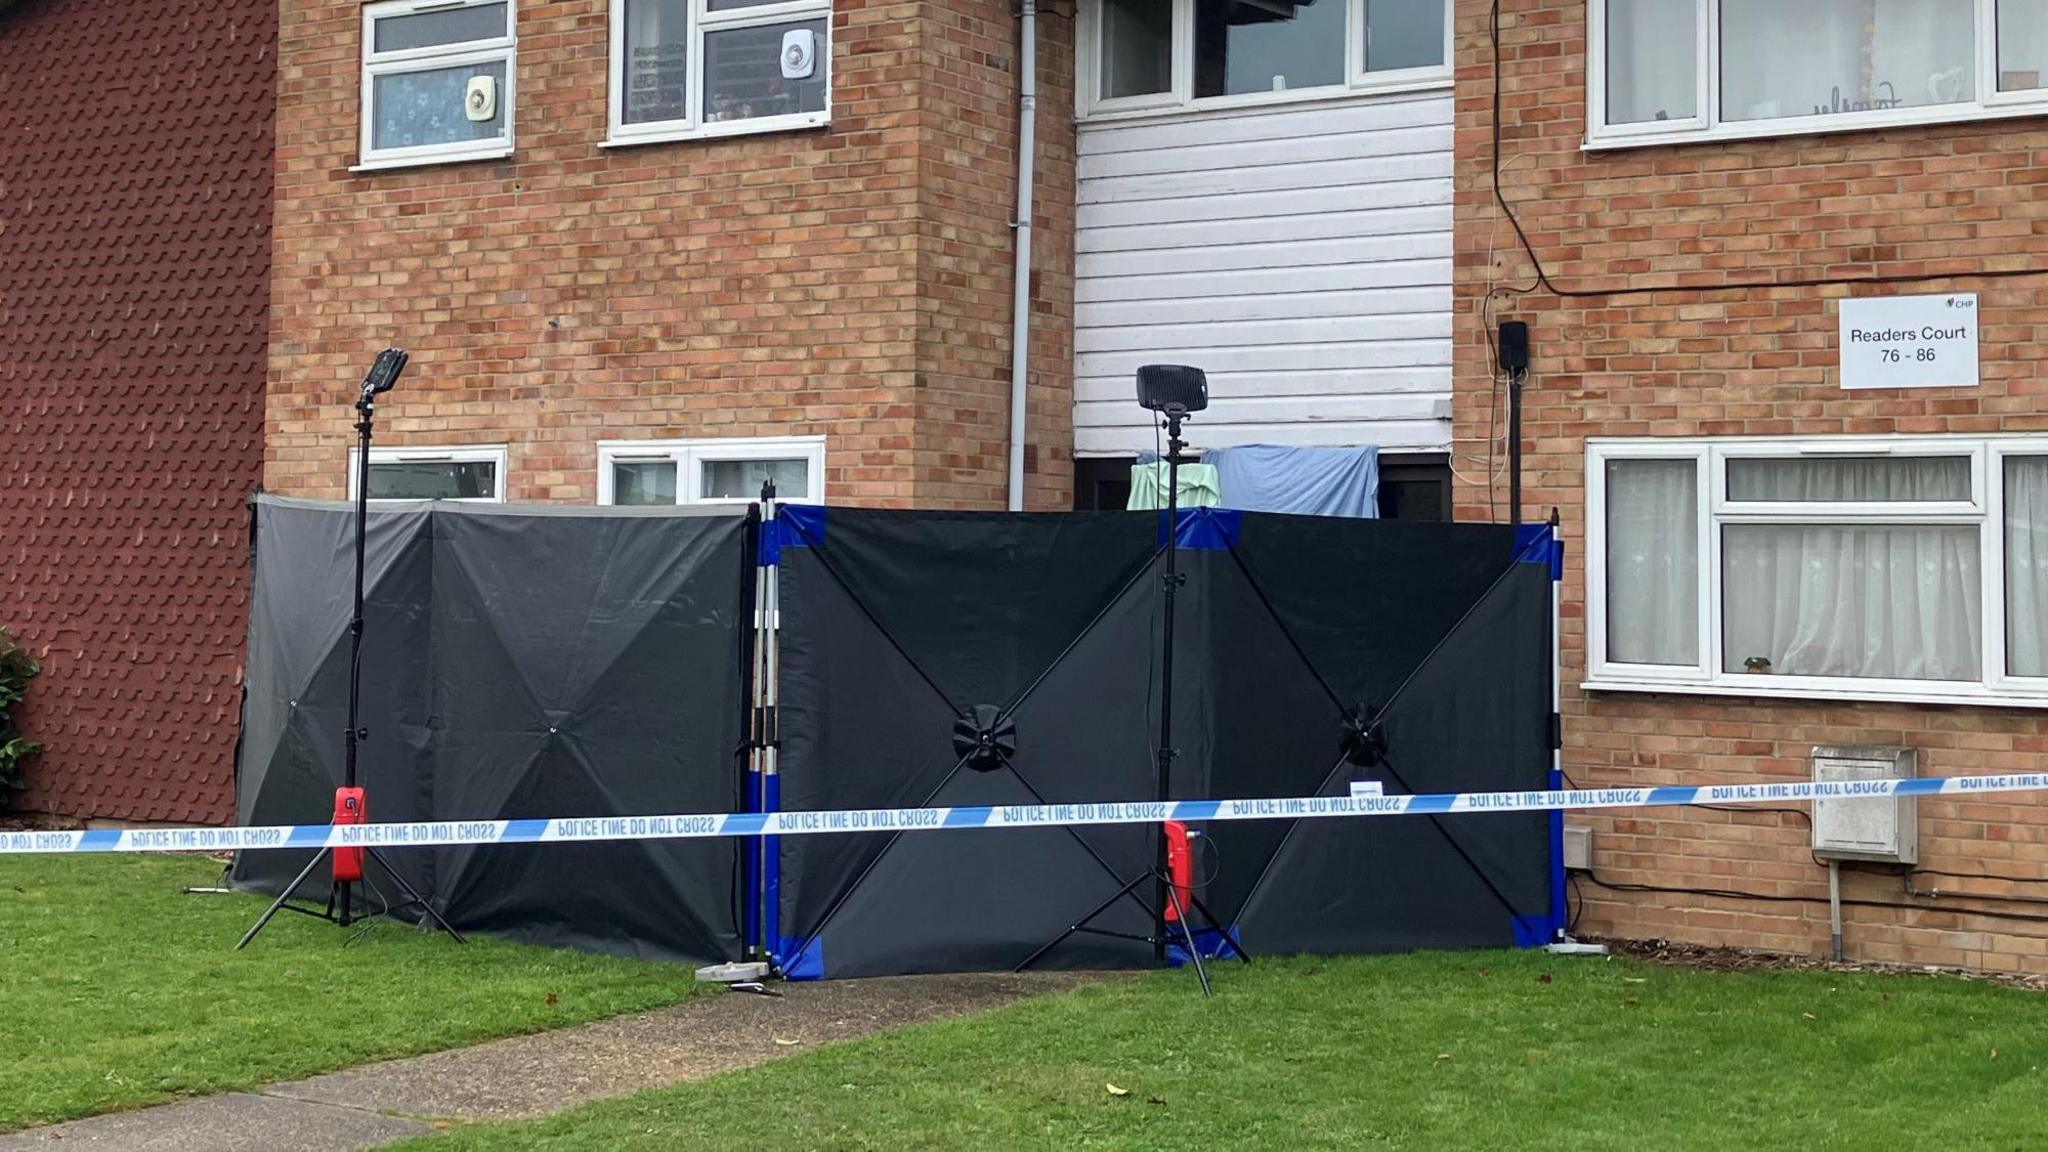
top-left (0, 971), bottom-right (1096, 1151)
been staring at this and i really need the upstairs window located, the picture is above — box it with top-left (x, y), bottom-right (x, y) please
top-left (359, 0), bottom-right (516, 169)
top-left (1083, 0), bottom-right (1450, 116)
top-left (1587, 437), bottom-right (2048, 707)
top-left (608, 0), bottom-right (832, 145)
top-left (1592, 0), bottom-right (2048, 147)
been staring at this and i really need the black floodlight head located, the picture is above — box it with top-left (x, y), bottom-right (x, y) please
top-left (1136, 364), bottom-right (1208, 417)
top-left (1497, 321), bottom-right (1530, 378)
top-left (360, 348), bottom-right (409, 402)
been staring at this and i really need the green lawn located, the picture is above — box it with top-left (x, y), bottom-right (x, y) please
top-left (0, 854), bottom-right (695, 1131)
top-left (399, 950), bottom-right (2046, 1152)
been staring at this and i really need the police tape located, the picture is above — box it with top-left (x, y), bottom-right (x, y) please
top-left (5, 771), bottom-right (2047, 856)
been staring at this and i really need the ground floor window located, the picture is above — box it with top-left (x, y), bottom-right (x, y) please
top-left (597, 437), bottom-right (825, 505)
top-left (352, 445), bottom-right (508, 502)
top-left (1587, 436), bottom-right (2048, 705)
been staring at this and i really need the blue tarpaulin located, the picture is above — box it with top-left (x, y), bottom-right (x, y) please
top-left (1205, 444), bottom-right (1379, 518)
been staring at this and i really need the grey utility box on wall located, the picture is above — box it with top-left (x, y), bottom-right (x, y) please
top-left (1811, 745), bottom-right (1919, 865)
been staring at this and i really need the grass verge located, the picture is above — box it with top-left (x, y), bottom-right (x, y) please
top-left (0, 854), bottom-right (695, 1131)
top-left (398, 948), bottom-right (2046, 1151)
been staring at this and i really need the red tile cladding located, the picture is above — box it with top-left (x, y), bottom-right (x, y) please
top-left (0, 0), bottom-right (273, 823)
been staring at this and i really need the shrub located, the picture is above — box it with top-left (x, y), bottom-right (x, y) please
top-left (0, 629), bottom-right (40, 805)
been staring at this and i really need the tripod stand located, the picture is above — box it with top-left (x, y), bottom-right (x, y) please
top-left (238, 350), bottom-right (464, 950)
top-left (1018, 392), bottom-right (1249, 996)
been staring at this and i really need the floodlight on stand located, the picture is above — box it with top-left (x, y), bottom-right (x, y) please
top-left (1136, 364), bottom-right (1208, 415)
top-left (359, 347), bottom-right (409, 403)
top-left (239, 346), bottom-right (461, 951)
top-left (1021, 362), bottom-right (1249, 996)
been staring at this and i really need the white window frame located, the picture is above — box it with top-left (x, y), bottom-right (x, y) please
top-left (1585, 434), bottom-right (2048, 709)
top-left (349, 444), bottom-right (510, 503)
top-left (596, 436), bottom-right (826, 505)
top-left (604, 0), bottom-right (832, 147)
top-left (357, 0), bottom-right (518, 171)
top-left (1587, 0), bottom-right (2048, 150)
top-left (1076, 0), bottom-right (1452, 120)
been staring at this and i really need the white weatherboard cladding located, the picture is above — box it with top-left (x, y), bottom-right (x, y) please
top-left (1074, 94), bottom-right (1453, 455)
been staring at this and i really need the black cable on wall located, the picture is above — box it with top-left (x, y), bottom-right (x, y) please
top-left (1487, 0), bottom-right (2048, 302)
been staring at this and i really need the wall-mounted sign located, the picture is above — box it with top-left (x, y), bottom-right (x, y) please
top-left (1838, 293), bottom-right (1979, 390)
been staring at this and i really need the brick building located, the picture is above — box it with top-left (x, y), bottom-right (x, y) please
top-left (267, 0), bottom-right (1079, 510)
top-left (266, 0), bottom-right (1466, 515)
top-left (0, 0), bottom-right (274, 822)
top-left (1458, 0), bottom-right (2048, 970)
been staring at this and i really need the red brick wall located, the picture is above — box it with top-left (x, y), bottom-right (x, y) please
top-left (913, 0), bottom-right (1075, 508)
top-left (1455, 0), bottom-right (2048, 971)
top-left (268, 0), bottom-right (1074, 510)
top-left (0, 0), bottom-right (273, 822)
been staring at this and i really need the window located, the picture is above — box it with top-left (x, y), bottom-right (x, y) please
top-left (1587, 438), bottom-right (2048, 707)
top-left (359, 0), bottom-right (516, 169)
top-left (1589, 0), bottom-right (2048, 147)
top-left (597, 437), bottom-right (826, 505)
top-left (1376, 453), bottom-right (1451, 521)
top-left (1081, 0), bottom-right (1449, 115)
top-left (608, 0), bottom-right (831, 145)
top-left (351, 446), bottom-right (509, 502)
top-left (1073, 458), bottom-right (1137, 511)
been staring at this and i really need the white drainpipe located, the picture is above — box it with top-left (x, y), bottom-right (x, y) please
top-left (1006, 0), bottom-right (1038, 511)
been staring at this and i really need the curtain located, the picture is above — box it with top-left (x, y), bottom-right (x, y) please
top-left (1721, 0), bottom-right (1974, 122)
top-left (2009, 456), bottom-right (2048, 678)
top-left (2000, 0), bottom-right (2048, 92)
top-left (1870, 0), bottom-right (1976, 107)
top-left (1606, 0), bottom-right (1697, 125)
top-left (373, 62), bottom-right (508, 150)
top-left (1723, 523), bottom-right (1981, 681)
top-left (1100, 0), bottom-right (1172, 98)
top-left (1605, 459), bottom-right (1698, 665)
top-left (623, 0), bottom-right (689, 125)
top-left (1727, 455), bottom-right (1969, 502)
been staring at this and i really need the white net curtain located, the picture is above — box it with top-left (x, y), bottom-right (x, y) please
top-left (1604, 454), bottom-right (2048, 684)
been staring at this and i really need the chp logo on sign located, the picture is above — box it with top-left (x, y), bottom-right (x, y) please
top-left (1838, 292), bottom-right (1980, 390)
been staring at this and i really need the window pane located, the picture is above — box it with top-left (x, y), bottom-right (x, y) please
top-left (1605, 459), bottom-right (1699, 665)
top-left (1193, 0), bottom-right (1346, 98)
top-left (372, 61), bottom-right (509, 150)
top-left (1364, 0), bottom-right (1443, 72)
top-left (2008, 456), bottom-right (2048, 677)
top-left (367, 461), bottom-right (497, 500)
top-left (612, 461), bottom-right (679, 506)
top-left (1100, 0), bottom-right (1173, 98)
top-left (1721, 0), bottom-right (1975, 124)
top-left (704, 457), bottom-right (810, 500)
top-left (1722, 524), bottom-right (1981, 681)
top-left (373, 2), bottom-right (507, 53)
top-left (622, 0), bottom-right (689, 125)
top-left (1999, 0), bottom-right (2048, 92)
top-left (1607, 0), bottom-right (1696, 125)
top-left (704, 20), bottom-right (828, 124)
top-left (1726, 456), bottom-right (1971, 502)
